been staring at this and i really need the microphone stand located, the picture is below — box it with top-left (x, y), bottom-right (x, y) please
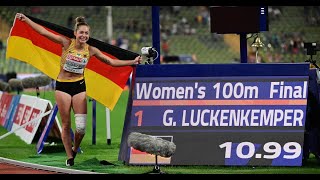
top-left (36, 87), bottom-right (40, 97)
top-left (144, 155), bottom-right (166, 174)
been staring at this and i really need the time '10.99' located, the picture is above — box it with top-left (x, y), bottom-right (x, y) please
top-left (219, 141), bottom-right (301, 159)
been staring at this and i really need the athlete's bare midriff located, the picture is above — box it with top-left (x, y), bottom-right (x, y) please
top-left (57, 68), bottom-right (84, 80)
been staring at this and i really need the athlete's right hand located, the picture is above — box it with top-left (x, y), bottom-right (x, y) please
top-left (15, 13), bottom-right (27, 22)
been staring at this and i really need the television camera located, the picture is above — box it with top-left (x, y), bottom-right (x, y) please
top-left (141, 47), bottom-right (158, 65)
top-left (304, 42), bottom-right (320, 69)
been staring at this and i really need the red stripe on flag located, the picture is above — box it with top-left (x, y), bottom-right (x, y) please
top-left (86, 57), bottom-right (133, 89)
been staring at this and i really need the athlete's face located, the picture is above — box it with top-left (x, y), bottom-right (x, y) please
top-left (74, 25), bottom-right (90, 44)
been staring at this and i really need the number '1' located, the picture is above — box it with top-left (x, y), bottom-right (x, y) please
top-left (135, 111), bottom-right (143, 126)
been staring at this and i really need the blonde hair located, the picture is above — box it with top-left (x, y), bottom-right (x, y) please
top-left (74, 16), bottom-right (90, 32)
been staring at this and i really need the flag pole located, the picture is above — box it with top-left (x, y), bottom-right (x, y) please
top-left (106, 107), bottom-right (111, 145)
top-left (92, 99), bottom-right (96, 145)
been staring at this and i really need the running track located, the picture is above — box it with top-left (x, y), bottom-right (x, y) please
top-left (0, 157), bottom-right (101, 174)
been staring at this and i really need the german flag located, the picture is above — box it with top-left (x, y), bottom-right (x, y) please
top-left (6, 15), bottom-right (139, 110)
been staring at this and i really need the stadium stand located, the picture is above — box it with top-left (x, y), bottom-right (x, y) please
top-left (1, 6), bottom-right (320, 74)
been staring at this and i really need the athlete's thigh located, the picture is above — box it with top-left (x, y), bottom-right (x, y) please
top-left (55, 90), bottom-right (72, 119)
top-left (71, 92), bottom-right (87, 114)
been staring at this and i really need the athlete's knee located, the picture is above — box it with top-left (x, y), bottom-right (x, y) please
top-left (75, 114), bottom-right (87, 135)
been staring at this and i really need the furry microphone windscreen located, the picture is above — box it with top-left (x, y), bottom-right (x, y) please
top-left (21, 75), bottom-right (52, 89)
top-left (0, 80), bottom-right (11, 92)
top-left (8, 78), bottom-right (23, 90)
top-left (127, 132), bottom-right (176, 158)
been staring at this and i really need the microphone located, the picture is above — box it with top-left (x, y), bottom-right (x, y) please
top-left (8, 75), bottom-right (52, 89)
top-left (21, 75), bottom-right (52, 89)
top-left (127, 132), bottom-right (176, 158)
top-left (0, 80), bottom-right (11, 92)
top-left (8, 79), bottom-right (23, 90)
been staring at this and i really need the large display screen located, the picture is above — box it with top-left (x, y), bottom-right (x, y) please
top-left (119, 63), bottom-right (309, 166)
